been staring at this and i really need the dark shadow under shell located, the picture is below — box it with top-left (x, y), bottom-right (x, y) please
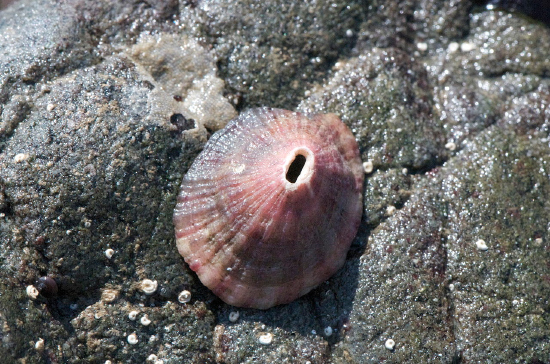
top-left (173, 108), bottom-right (363, 309)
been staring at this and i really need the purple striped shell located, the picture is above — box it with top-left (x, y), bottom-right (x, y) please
top-left (174, 108), bottom-right (363, 309)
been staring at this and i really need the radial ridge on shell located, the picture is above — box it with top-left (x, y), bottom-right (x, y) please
top-left (173, 107), bottom-right (364, 309)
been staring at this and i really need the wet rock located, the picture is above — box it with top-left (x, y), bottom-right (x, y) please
top-left (0, 0), bottom-right (549, 362)
top-left (356, 0), bottom-right (472, 52)
top-left (500, 84), bottom-right (550, 136)
top-left (424, 9), bottom-right (550, 148)
top-left (431, 10), bottom-right (550, 79)
top-left (442, 127), bottom-right (550, 362)
top-left (433, 84), bottom-right (500, 147)
top-left (213, 321), bottom-right (329, 364)
top-left (0, 0), bottom-right (96, 150)
top-left (71, 301), bottom-right (215, 363)
top-left (483, 0), bottom-right (550, 26)
top-left (0, 53), bottom-right (213, 361)
top-left (363, 168), bottom-right (413, 228)
top-left (181, 0), bottom-right (368, 108)
top-left (335, 192), bottom-right (456, 362)
top-left (337, 107), bottom-right (550, 363)
top-left (298, 48), bottom-right (446, 171)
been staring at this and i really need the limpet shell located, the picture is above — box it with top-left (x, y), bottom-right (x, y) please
top-left (174, 108), bottom-right (363, 309)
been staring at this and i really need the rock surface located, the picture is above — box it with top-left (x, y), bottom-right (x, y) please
top-left (0, 0), bottom-right (549, 363)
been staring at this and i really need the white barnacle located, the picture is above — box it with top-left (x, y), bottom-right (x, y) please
top-left (362, 160), bottom-right (374, 174)
top-left (101, 289), bottom-right (119, 303)
top-left (445, 142), bottom-right (456, 151)
top-left (14, 153), bottom-right (30, 163)
top-left (258, 332), bottom-right (273, 345)
top-left (386, 205), bottom-right (397, 216)
top-left (127, 333), bottom-right (138, 345)
top-left (460, 41), bottom-right (476, 52)
top-left (385, 338), bottom-right (395, 350)
top-left (128, 310), bottom-right (139, 321)
top-left (229, 311), bottom-right (240, 323)
top-left (26, 285), bottom-right (39, 300)
top-left (34, 338), bottom-right (45, 351)
top-left (140, 279), bottom-right (158, 295)
top-left (140, 315), bottom-right (152, 326)
top-left (104, 248), bottom-right (115, 259)
top-left (476, 239), bottom-right (488, 251)
top-left (448, 42), bottom-right (459, 53)
top-left (416, 42), bottom-right (428, 51)
top-left (178, 290), bottom-right (192, 303)
top-left (324, 326), bottom-right (333, 337)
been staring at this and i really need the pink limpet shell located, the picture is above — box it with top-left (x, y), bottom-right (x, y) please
top-left (173, 108), bottom-right (363, 309)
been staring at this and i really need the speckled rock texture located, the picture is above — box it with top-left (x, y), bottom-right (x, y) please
top-left (0, 0), bottom-right (549, 363)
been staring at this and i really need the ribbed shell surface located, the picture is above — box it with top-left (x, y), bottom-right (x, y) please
top-left (173, 108), bottom-right (363, 309)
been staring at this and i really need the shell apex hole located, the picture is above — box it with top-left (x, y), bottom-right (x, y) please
top-left (286, 154), bottom-right (307, 183)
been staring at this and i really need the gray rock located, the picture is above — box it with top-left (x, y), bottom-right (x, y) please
top-left (0, 0), bottom-right (96, 150)
top-left (298, 47), bottom-right (446, 170)
top-left (0, 53), bottom-right (215, 362)
top-left (356, 0), bottom-right (472, 51)
top-left (443, 127), bottom-right (550, 362)
top-left (181, 0), bottom-right (368, 108)
top-left (0, 0), bottom-right (549, 363)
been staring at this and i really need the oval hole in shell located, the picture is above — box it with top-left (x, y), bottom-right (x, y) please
top-left (283, 147), bottom-right (314, 189)
top-left (286, 154), bottom-right (306, 183)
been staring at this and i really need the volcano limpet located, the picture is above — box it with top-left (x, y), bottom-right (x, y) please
top-left (173, 108), bottom-right (363, 309)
